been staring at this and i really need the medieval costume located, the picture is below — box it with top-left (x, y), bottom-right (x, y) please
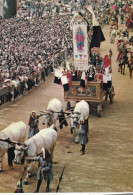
top-left (103, 55), bottom-right (111, 68)
top-left (27, 148), bottom-right (53, 192)
top-left (79, 118), bottom-right (88, 155)
top-left (28, 111), bottom-right (39, 138)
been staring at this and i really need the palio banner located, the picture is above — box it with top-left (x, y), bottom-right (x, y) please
top-left (73, 22), bottom-right (89, 71)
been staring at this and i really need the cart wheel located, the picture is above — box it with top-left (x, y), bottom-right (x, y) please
top-left (97, 104), bottom-right (102, 117)
top-left (65, 101), bottom-right (71, 111)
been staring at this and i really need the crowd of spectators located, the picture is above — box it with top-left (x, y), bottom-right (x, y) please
top-left (16, 0), bottom-right (112, 26)
top-left (16, 0), bottom-right (82, 18)
top-left (0, 15), bottom-right (73, 104)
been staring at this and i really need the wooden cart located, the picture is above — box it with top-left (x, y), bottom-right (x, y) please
top-left (64, 81), bottom-right (114, 117)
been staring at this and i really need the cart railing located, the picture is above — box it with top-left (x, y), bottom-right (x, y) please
top-left (64, 81), bottom-right (105, 103)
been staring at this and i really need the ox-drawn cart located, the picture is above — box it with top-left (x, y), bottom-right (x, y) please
top-left (64, 81), bottom-right (114, 117)
top-left (62, 11), bottom-right (115, 117)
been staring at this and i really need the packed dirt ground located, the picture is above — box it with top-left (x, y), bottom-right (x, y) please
top-left (0, 22), bottom-right (133, 193)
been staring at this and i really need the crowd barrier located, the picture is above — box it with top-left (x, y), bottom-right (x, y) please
top-left (0, 67), bottom-right (51, 107)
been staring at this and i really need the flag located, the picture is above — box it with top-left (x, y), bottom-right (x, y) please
top-left (61, 76), bottom-right (69, 92)
top-left (86, 5), bottom-right (105, 48)
top-left (90, 26), bottom-right (105, 48)
top-left (78, 11), bottom-right (90, 32)
top-left (54, 77), bottom-right (61, 84)
top-left (90, 14), bottom-right (105, 49)
top-left (103, 74), bottom-right (108, 90)
top-left (80, 71), bottom-right (88, 90)
top-left (80, 71), bottom-right (86, 88)
top-left (87, 5), bottom-right (94, 15)
top-left (73, 13), bottom-right (89, 71)
top-left (66, 70), bottom-right (72, 89)
top-left (54, 70), bottom-right (62, 85)
top-left (107, 74), bottom-right (112, 88)
top-left (105, 67), bottom-right (109, 75)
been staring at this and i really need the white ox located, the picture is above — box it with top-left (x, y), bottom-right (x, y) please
top-left (0, 121), bottom-right (26, 171)
top-left (14, 125), bottom-right (57, 184)
top-left (70, 100), bottom-right (89, 144)
top-left (42, 98), bottom-right (63, 127)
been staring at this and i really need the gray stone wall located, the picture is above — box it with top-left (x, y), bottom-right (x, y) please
top-left (3, 0), bottom-right (16, 19)
top-left (0, 0), bottom-right (3, 18)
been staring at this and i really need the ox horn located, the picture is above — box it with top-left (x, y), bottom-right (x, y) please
top-left (40, 110), bottom-right (47, 114)
top-left (40, 110), bottom-right (53, 115)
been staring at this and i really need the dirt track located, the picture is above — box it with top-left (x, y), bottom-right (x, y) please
top-left (0, 22), bottom-right (133, 193)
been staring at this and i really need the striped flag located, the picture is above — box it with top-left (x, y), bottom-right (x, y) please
top-left (61, 76), bottom-right (69, 92)
top-left (90, 16), bottom-right (105, 48)
top-left (87, 5), bottom-right (105, 49)
top-left (54, 70), bottom-right (62, 85)
top-left (80, 71), bottom-right (86, 88)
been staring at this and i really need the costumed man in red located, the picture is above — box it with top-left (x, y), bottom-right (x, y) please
top-left (103, 55), bottom-right (111, 68)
